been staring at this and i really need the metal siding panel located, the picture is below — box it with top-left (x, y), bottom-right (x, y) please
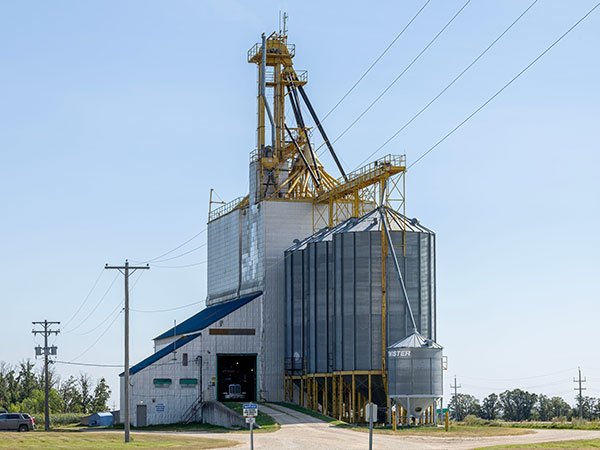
top-left (354, 232), bottom-right (371, 370)
top-left (334, 234), bottom-right (343, 370)
top-left (327, 241), bottom-right (335, 372)
top-left (315, 242), bottom-right (328, 373)
top-left (285, 252), bottom-right (292, 360)
top-left (370, 232), bottom-right (382, 370)
top-left (292, 252), bottom-right (304, 370)
top-left (342, 233), bottom-right (355, 370)
top-left (303, 247), bottom-right (310, 373)
top-left (307, 244), bottom-right (316, 373)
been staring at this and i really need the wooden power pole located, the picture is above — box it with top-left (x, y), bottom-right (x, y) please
top-left (105, 260), bottom-right (149, 443)
top-left (32, 320), bottom-right (60, 431)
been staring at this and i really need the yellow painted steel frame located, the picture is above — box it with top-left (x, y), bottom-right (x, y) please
top-left (284, 370), bottom-right (386, 423)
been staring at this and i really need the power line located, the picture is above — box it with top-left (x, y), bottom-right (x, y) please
top-left (69, 299), bottom-right (124, 336)
top-left (65, 270), bottom-right (144, 336)
top-left (321, 0), bottom-right (432, 122)
top-left (406, 0), bottom-right (600, 171)
top-left (150, 242), bottom-right (207, 264)
top-left (66, 309), bottom-right (122, 363)
top-left (63, 272), bottom-right (119, 333)
top-left (54, 360), bottom-right (121, 368)
top-left (131, 299), bottom-right (204, 313)
top-left (152, 260), bottom-right (207, 269)
top-left (356, 0), bottom-right (540, 169)
top-left (317, 0), bottom-right (472, 156)
top-left (62, 268), bottom-right (105, 329)
top-left (135, 228), bottom-right (207, 264)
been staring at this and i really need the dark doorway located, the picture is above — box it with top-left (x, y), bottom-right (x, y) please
top-left (217, 354), bottom-right (256, 402)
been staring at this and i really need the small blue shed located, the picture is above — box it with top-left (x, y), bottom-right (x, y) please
top-left (89, 412), bottom-right (114, 427)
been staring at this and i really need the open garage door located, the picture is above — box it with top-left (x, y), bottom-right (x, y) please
top-left (217, 354), bottom-right (256, 402)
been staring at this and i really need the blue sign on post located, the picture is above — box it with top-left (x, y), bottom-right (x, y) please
top-left (243, 403), bottom-right (258, 417)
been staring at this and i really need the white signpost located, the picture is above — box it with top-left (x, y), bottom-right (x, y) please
top-left (243, 403), bottom-right (258, 450)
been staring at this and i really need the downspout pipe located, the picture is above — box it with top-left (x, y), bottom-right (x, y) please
top-left (379, 181), bottom-right (418, 333)
top-left (261, 33), bottom-right (276, 149)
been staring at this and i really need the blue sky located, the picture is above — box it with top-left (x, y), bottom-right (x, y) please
top-left (1, 0), bottom-right (599, 408)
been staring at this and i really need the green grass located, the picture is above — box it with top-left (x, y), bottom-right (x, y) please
top-left (506, 421), bottom-right (600, 431)
top-left (221, 402), bottom-right (280, 432)
top-left (0, 431), bottom-right (236, 450)
top-left (475, 438), bottom-right (600, 449)
top-left (34, 413), bottom-right (86, 427)
top-left (271, 402), bottom-right (345, 425)
top-left (108, 421), bottom-right (231, 433)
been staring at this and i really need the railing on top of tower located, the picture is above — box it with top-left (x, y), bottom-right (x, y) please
top-left (208, 196), bottom-right (248, 222)
top-left (315, 154), bottom-right (406, 203)
top-left (248, 40), bottom-right (294, 62)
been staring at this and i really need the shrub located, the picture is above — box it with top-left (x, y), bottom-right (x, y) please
top-left (462, 415), bottom-right (489, 426)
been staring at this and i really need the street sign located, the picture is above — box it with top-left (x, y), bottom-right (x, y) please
top-left (243, 403), bottom-right (258, 417)
top-left (245, 417), bottom-right (256, 424)
top-left (436, 408), bottom-right (449, 414)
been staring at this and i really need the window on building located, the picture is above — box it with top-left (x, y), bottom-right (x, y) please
top-left (180, 378), bottom-right (198, 387)
top-left (153, 378), bottom-right (172, 387)
top-left (183, 353), bottom-right (188, 366)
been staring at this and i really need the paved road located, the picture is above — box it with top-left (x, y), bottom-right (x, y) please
top-left (133, 403), bottom-right (600, 449)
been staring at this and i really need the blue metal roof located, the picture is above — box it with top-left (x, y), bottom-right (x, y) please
top-left (123, 333), bottom-right (201, 376)
top-left (153, 291), bottom-right (262, 341)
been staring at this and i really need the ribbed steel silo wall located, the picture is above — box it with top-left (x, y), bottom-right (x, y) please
top-left (315, 242), bottom-right (329, 373)
top-left (287, 250), bottom-right (304, 370)
top-left (285, 227), bottom-right (436, 376)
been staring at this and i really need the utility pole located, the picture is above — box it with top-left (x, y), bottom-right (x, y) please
top-left (105, 260), bottom-right (149, 443)
top-left (450, 375), bottom-right (462, 420)
top-left (574, 367), bottom-right (587, 419)
top-left (32, 320), bottom-right (60, 431)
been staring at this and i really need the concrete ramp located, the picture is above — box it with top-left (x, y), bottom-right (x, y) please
top-left (201, 401), bottom-right (249, 429)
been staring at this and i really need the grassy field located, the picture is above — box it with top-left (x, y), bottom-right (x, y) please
top-left (221, 402), bottom-right (280, 432)
top-left (475, 438), bottom-right (600, 449)
top-left (0, 432), bottom-right (235, 450)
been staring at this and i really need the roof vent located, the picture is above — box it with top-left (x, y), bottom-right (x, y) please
top-left (293, 239), bottom-right (300, 245)
top-left (410, 217), bottom-right (420, 225)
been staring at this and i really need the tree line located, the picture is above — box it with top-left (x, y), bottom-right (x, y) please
top-left (450, 389), bottom-right (600, 422)
top-left (0, 360), bottom-right (111, 415)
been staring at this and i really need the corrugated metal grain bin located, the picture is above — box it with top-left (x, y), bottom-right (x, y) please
top-left (285, 208), bottom-right (436, 375)
top-left (387, 332), bottom-right (443, 418)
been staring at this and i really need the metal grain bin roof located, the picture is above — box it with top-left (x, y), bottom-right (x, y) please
top-left (388, 331), bottom-right (443, 349)
top-left (286, 207), bottom-right (433, 252)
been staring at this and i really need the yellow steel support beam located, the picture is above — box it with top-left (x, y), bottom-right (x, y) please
top-left (351, 373), bottom-right (356, 423)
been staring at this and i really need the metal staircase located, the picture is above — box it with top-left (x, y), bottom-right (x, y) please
top-left (181, 394), bottom-right (204, 424)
